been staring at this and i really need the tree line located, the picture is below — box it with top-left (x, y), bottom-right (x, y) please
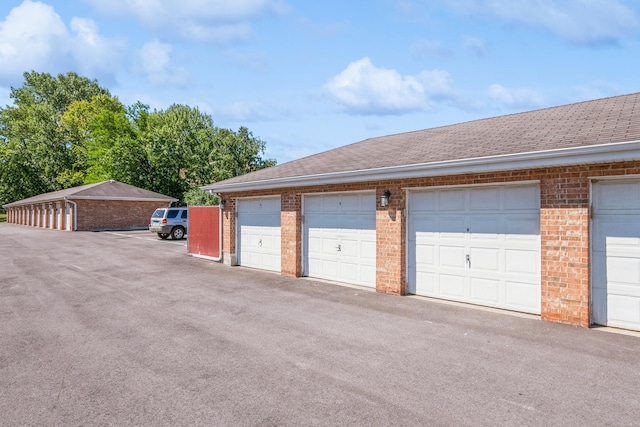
top-left (0, 71), bottom-right (276, 206)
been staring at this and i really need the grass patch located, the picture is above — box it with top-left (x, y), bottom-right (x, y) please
top-left (0, 213), bottom-right (6, 222)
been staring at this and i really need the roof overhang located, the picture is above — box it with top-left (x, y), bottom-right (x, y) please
top-left (66, 196), bottom-right (177, 202)
top-left (202, 140), bottom-right (640, 193)
top-left (3, 195), bottom-right (177, 208)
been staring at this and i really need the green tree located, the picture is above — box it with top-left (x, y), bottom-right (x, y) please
top-left (59, 94), bottom-right (127, 185)
top-left (142, 104), bottom-right (216, 202)
top-left (0, 71), bottom-right (277, 207)
top-left (183, 188), bottom-right (218, 206)
top-left (207, 126), bottom-right (276, 183)
top-left (0, 71), bottom-right (109, 204)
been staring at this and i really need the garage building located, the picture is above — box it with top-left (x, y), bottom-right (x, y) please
top-left (202, 93), bottom-right (640, 331)
top-left (3, 180), bottom-right (177, 231)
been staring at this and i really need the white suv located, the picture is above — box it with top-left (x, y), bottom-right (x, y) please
top-left (149, 207), bottom-right (188, 240)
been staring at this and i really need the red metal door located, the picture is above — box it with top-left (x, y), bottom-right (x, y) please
top-left (187, 206), bottom-right (221, 260)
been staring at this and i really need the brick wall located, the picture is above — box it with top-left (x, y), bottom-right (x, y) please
top-left (75, 200), bottom-right (171, 231)
top-left (198, 161), bottom-right (640, 327)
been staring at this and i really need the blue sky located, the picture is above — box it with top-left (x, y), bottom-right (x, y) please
top-left (1, 1), bottom-right (639, 164)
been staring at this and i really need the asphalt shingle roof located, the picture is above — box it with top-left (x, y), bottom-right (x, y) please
top-left (209, 92), bottom-right (640, 188)
top-left (4, 180), bottom-right (177, 207)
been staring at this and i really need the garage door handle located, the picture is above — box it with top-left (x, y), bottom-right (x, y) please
top-left (466, 254), bottom-right (470, 267)
top-left (336, 244), bottom-right (341, 252)
top-left (258, 239), bottom-right (262, 247)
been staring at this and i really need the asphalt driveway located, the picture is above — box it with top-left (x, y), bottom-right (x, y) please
top-left (1, 224), bottom-right (639, 426)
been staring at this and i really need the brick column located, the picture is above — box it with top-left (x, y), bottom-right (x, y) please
top-left (281, 192), bottom-right (302, 277)
top-left (221, 196), bottom-right (237, 266)
top-left (540, 173), bottom-right (590, 327)
top-left (376, 186), bottom-right (406, 294)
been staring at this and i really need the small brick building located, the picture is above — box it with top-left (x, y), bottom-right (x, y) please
top-left (203, 93), bottom-right (640, 332)
top-left (3, 180), bottom-right (176, 231)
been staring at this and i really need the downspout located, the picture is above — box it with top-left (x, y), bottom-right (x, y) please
top-left (65, 198), bottom-right (78, 231)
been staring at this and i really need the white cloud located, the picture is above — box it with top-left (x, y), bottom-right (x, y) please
top-left (0, 0), bottom-right (124, 86)
top-left (324, 57), bottom-right (455, 115)
top-left (450, 0), bottom-right (639, 44)
top-left (83, 0), bottom-right (287, 43)
top-left (488, 84), bottom-right (544, 109)
top-left (137, 40), bottom-right (188, 86)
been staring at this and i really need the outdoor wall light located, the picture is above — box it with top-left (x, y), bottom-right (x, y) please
top-left (219, 199), bottom-right (226, 210)
top-left (381, 190), bottom-right (391, 207)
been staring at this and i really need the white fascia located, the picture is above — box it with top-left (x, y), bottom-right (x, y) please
top-left (202, 140), bottom-right (640, 193)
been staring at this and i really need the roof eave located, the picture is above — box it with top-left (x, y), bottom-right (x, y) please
top-left (202, 140), bottom-right (640, 193)
top-left (67, 196), bottom-right (177, 202)
top-left (3, 195), bottom-right (177, 208)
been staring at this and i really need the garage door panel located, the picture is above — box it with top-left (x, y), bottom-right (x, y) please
top-left (506, 186), bottom-right (540, 210)
top-left (505, 214), bottom-right (540, 236)
top-left (607, 256), bottom-right (640, 285)
top-left (607, 295), bottom-right (640, 325)
top-left (505, 249), bottom-right (538, 275)
top-left (469, 215), bottom-right (501, 236)
top-left (470, 277), bottom-right (500, 304)
top-left (321, 237), bottom-right (339, 256)
top-left (414, 271), bottom-right (434, 294)
top-left (439, 190), bottom-right (465, 211)
top-left (262, 232), bottom-right (280, 250)
top-left (304, 196), bottom-right (324, 212)
top-left (439, 217), bottom-right (466, 235)
top-left (470, 187), bottom-right (500, 210)
top-left (342, 215), bottom-right (375, 230)
top-left (609, 282), bottom-right (640, 299)
top-left (506, 281), bottom-right (540, 312)
top-left (595, 218), bottom-right (640, 245)
top-left (607, 235), bottom-right (640, 251)
top-left (308, 235), bottom-right (322, 253)
top-left (411, 216), bottom-right (437, 237)
top-left (361, 238), bottom-right (376, 260)
top-left (415, 244), bottom-right (435, 266)
top-left (440, 246), bottom-right (466, 268)
top-left (320, 260), bottom-right (339, 278)
top-left (411, 192), bottom-right (437, 212)
top-left (304, 193), bottom-right (376, 287)
top-left (340, 237), bottom-right (360, 257)
top-left (237, 197), bottom-right (281, 272)
top-left (307, 215), bottom-right (339, 228)
top-left (439, 274), bottom-right (466, 297)
top-left (408, 184), bottom-right (541, 314)
top-left (595, 181), bottom-right (640, 210)
top-left (469, 247), bottom-right (499, 271)
top-left (592, 179), bottom-right (640, 330)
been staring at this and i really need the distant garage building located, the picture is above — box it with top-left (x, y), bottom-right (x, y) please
top-left (202, 93), bottom-right (640, 331)
top-left (3, 180), bottom-right (177, 231)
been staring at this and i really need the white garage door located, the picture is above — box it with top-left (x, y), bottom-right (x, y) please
top-left (237, 197), bottom-right (281, 272)
top-left (408, 184), bottom-right (541, 314)
top-left (592, 179), bottom-right (640, 331)
top-left (304, 193), bottom-right (376, 287)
